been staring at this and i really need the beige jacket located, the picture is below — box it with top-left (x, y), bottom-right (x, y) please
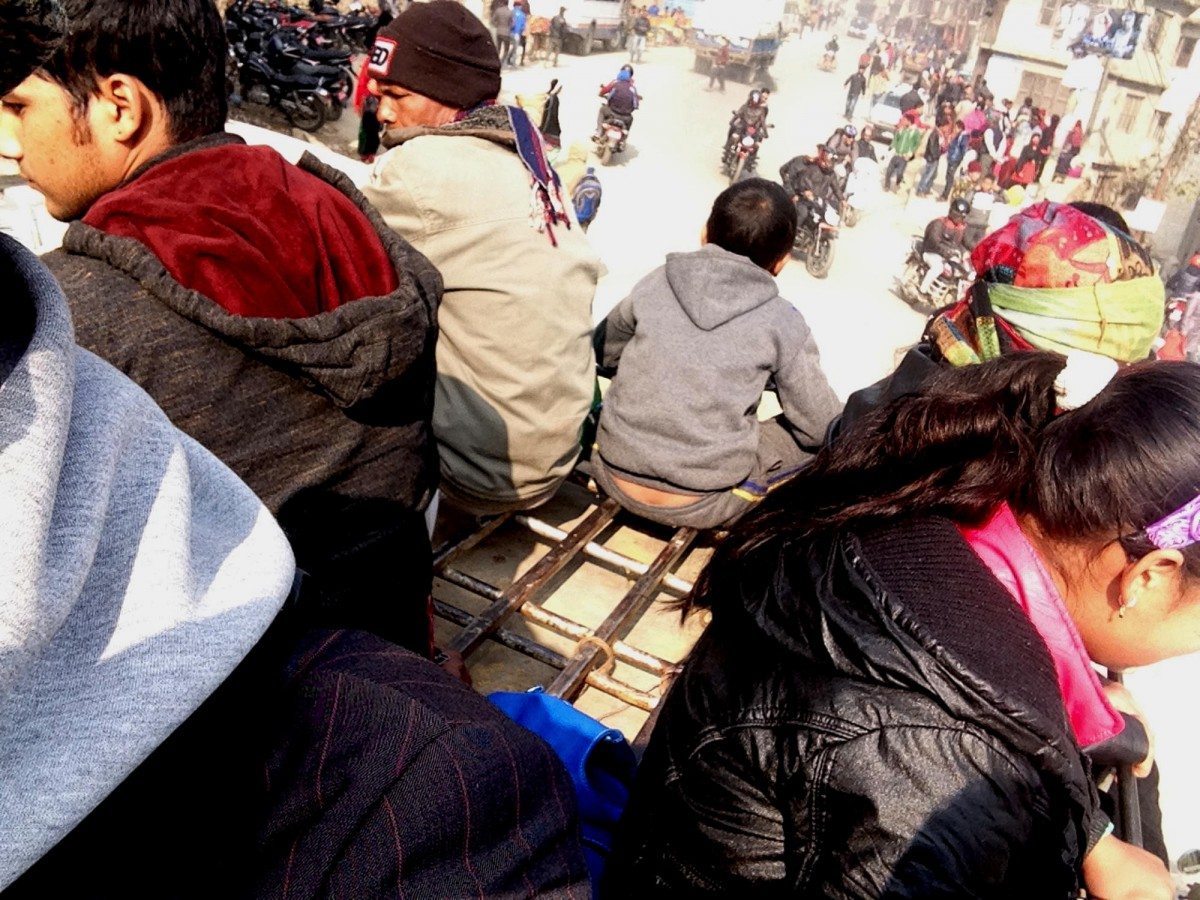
top-left (365, 129), bottom-right (602, 510)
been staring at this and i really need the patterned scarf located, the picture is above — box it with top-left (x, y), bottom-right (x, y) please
top-left (928, 201), bottom-right (1164, 365)
top-left (381, 101), bottom-right (572, 246)
top-left (448, 102), bottom-right (572, 246)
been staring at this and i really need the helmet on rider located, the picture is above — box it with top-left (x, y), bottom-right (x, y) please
top-left (844, 124), bottom-right (858, 138)
top-left (748, 89), bottom-right (764, 107)
top-left (949, 197), bottom-right (970, 223)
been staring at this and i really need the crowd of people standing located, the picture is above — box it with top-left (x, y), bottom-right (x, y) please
top-left (841, 30), bottom-right (1090, 202)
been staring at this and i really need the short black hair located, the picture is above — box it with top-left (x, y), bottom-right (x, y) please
top-left (1069, 201), bottom-right (1131, 235)
top-left (0, 0), bottom-right (65, 95)
top-left (39, 0), bottom-right (227, 143)
top-left (706, 178), bottom-right (796, 271)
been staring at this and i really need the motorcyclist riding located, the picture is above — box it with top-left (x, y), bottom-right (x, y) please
top-left (824, 124), bottom-right (857, 161)
top-left (853, 124), bottom-right (878, 162)
top-left (920, 197), bottom-right (968, 297)
top-left (824, 35), bottom-right (839, 60)
top-left (596, 67), bottom-right (639, 139)
top-left (724, 88), bottom-right (770, 164)
top-left (780, 144), bottom-right (843, 222)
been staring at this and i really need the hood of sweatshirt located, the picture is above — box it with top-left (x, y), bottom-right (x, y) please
top-left (664, 244), bottom-right (782, 331)
top-left (0, 235), bottom-right (295, 887)
top-left (61, 136), bottom-right (441, 411)
top-left (82, 134), bottom-right (400, 319)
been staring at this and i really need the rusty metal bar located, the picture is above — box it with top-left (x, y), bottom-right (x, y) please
top-left (438, 566), bottom-right (503, 602)
top-left (438, 565), bottom-right (679, 678)
top-left (585, 671), bottom-right (658, 712)
top-left (433, 599), bottom-right (569, 670)
top-left (448, 499), bottom-right (621, 657)
top-left (515, 514), bottom-right (695, 597)
top-left (435, 603), bottom-right (663, 710)
top-left (520, 601), bottom-right (680, 678)
top-left (432, 513), bottom-right (512, 569)
top-left (549, 526), bottom-right (697, 700)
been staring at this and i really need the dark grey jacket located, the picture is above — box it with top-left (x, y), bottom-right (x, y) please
top-left (44, 140), bottom-right (442, 652)
top-left (606, 516), bottom-right (1104, 897)
top-left (595, 245), bottom-right (841, 493)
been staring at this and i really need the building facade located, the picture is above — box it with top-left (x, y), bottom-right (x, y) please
top-left (975, 0), bottom-right (1199, 176)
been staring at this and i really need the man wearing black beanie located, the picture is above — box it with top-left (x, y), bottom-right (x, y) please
top-left (365, 0), bottom-right (604, 518)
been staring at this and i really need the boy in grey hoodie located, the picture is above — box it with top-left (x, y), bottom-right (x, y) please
top-left (593, 178), bottom-right (842, 529)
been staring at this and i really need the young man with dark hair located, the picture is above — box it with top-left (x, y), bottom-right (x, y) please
top-left (592, 179), bottom-right (842, 530)
top-left (0, 0), bottom-right (442, 654)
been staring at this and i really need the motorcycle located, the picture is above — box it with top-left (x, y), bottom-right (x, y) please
top-left (232, 50), bottom-right (330, 132)
top-left (792, 196), bottom-right (839, 279)
top-left (897, 238), bottom-right (974, 311)
top-left (842, 156), bottom-right (880, 228)
top-left (265, 31), bottom-right (352, 120)
top-left (722, 118), bottom-right (768, 184)
top-left (594, 112), bottom-right (629, 165)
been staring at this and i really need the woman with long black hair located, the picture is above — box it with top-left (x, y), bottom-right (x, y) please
top-left (606, 352), bottom-right (1197, 898)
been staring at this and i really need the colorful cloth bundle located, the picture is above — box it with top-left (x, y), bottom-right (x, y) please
top-left (928, 201), bottom-right (1164, 366)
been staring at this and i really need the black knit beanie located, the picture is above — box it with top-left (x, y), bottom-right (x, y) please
top-left (0, 0), bottom-right (65, 95)
top-left (368, 0), bottom-right (501, 110)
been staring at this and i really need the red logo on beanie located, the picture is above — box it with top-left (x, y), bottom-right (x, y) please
top-left (368, 37), bottom-right (397, 77)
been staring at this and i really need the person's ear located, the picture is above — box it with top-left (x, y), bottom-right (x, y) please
top-left (771, 252), bottom-right (789, 276)
top-left (1117, 549), bottom-right (1186, 620)
top-left (93, 74), bottom-right (150, 144)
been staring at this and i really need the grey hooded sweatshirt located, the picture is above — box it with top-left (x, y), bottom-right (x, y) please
top-left (596, 244), bottom-right (842, 493)
top-left (0, 235), bottom-right (295, 888)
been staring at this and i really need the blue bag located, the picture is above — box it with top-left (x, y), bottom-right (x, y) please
top-left (572, 170), bottom-right (603, 227)
top-left (489, 688), bottom-right (637, 891)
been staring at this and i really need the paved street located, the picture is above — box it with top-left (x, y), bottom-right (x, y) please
top-left (498, 32), bottom-right (933, 400)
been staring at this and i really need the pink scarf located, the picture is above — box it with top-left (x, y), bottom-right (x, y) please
top-left (959, 505), bottom-right (1124, 748)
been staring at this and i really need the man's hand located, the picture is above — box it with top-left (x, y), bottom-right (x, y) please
top-left (1082, 833), bottom-right (1173, 900)
top-left (803, 190), bottom-right (815, 199)
top-left (1103, 680), bottom-right (1155, 778)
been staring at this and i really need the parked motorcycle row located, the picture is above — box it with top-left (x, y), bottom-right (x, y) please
top-left (225, 0), bottom-right (373, 132)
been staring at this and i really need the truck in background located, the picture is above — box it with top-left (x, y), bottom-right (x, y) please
top-left (689, 0), bottom-right (786, 87)
top-left (530, 0), bottom-right (626, 55)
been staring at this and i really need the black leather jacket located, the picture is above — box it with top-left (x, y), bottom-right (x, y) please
top-left (780, 156), bottom-right (842, 203)
top-left (606, 517), bottom-right (1104, 897)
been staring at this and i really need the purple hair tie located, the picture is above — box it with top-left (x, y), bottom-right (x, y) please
top-left (1144, 495), bottom-right (1200, 551)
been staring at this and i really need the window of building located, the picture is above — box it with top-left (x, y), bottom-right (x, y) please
top-left (1151, 110), bottom-right (1171, 140)
top-left (1177, 35), bottom-right (1198, 68)
top-left (1038, 0), bottom-right (1060, 27)
top-left (1117, 93), bottom-right (1143, 132)
top-left (1017, 71), bottom-right (1074, 118)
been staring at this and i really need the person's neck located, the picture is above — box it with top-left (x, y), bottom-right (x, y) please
top-left (120, 131), bottom-right (177, 185)
top-left (1013, 511), bottom-right (1076, 603)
